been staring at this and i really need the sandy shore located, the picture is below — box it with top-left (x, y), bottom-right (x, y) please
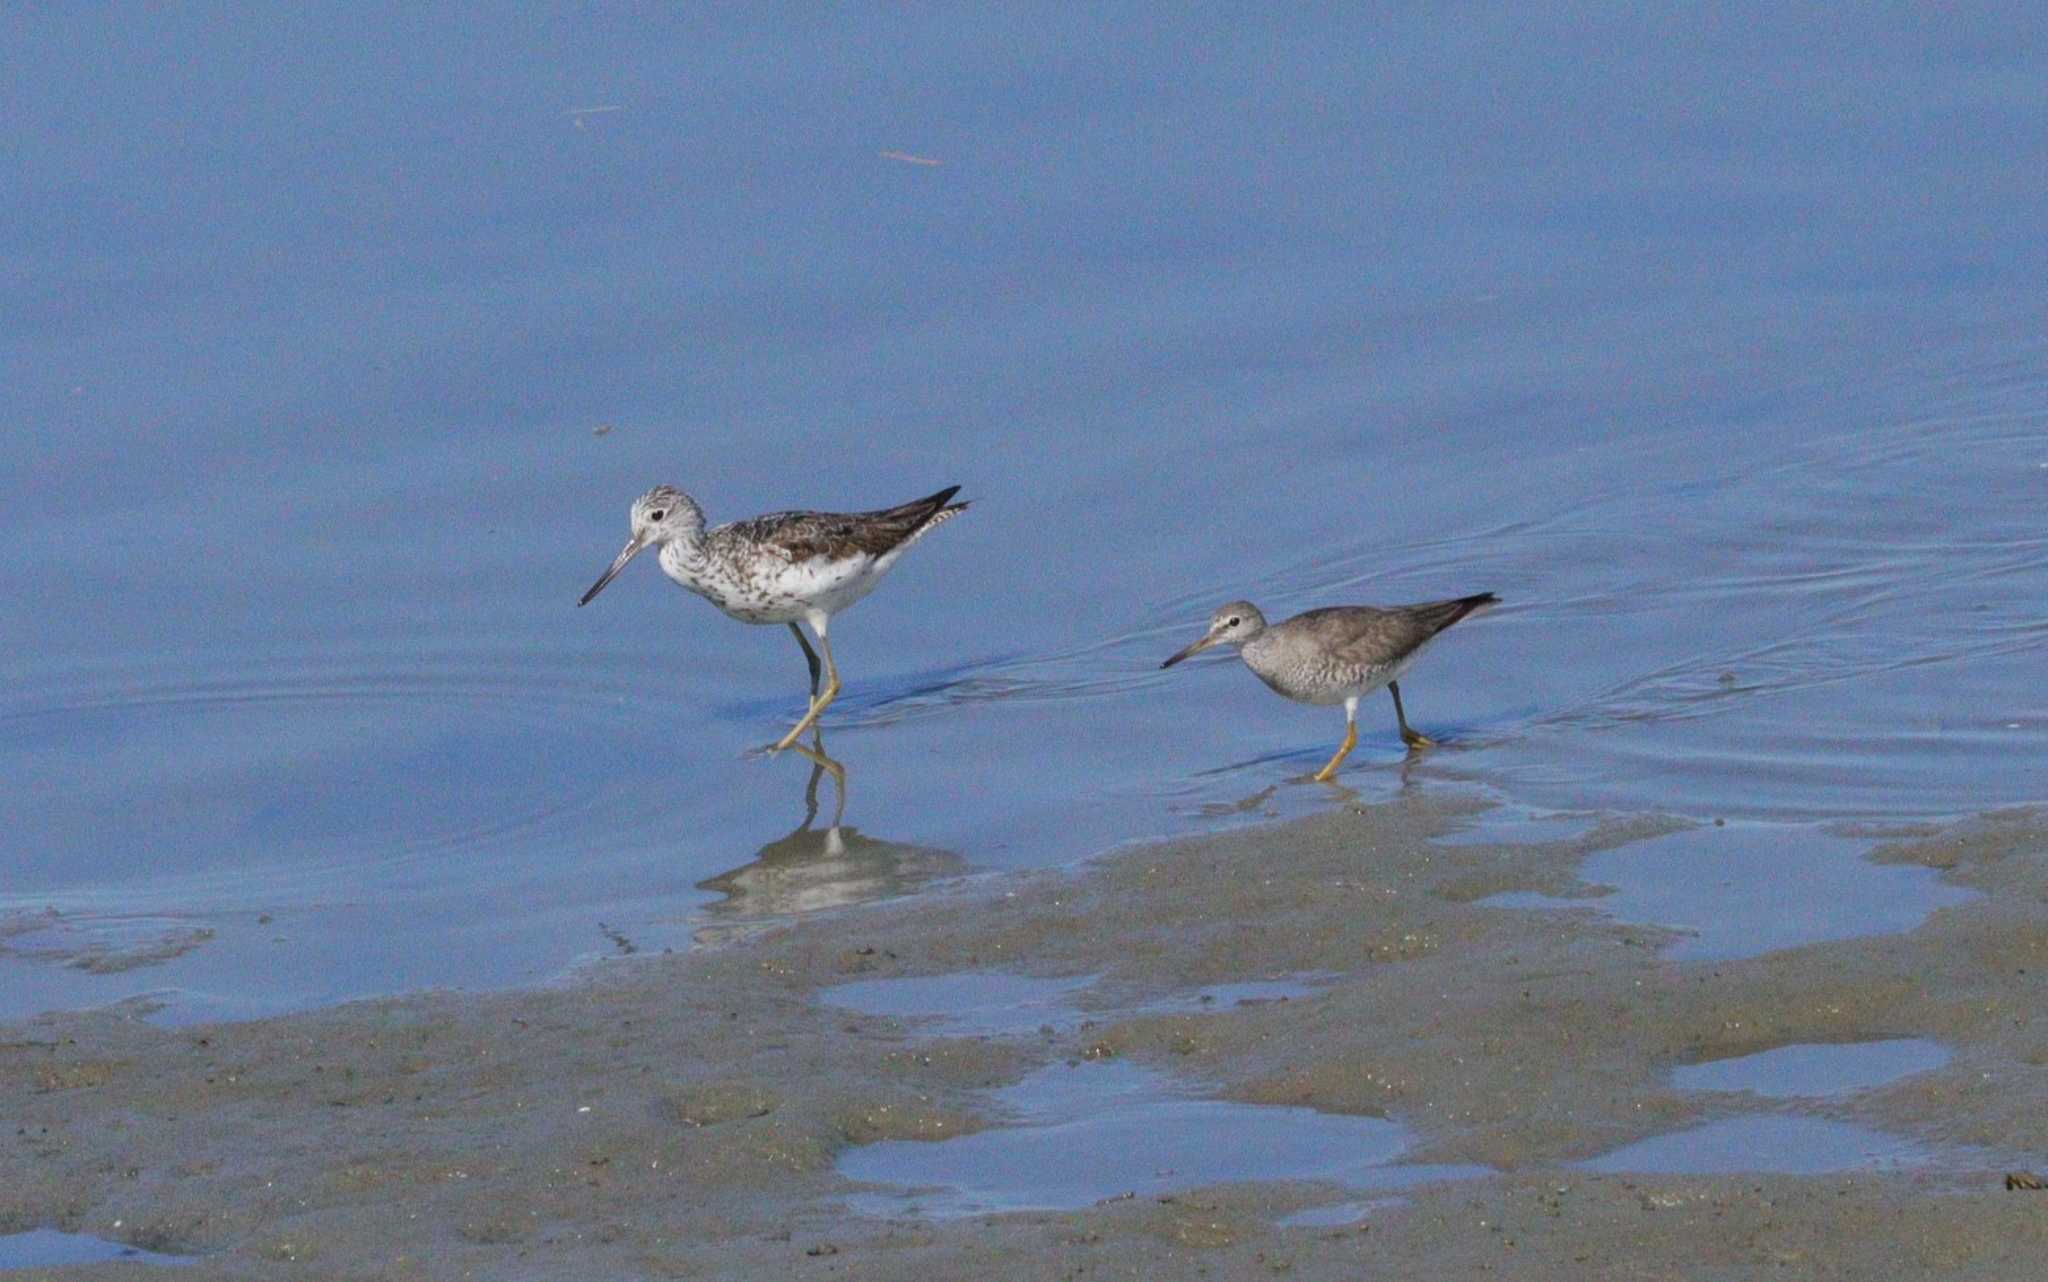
top-left (5, 795), bottom-right (2046, 1279)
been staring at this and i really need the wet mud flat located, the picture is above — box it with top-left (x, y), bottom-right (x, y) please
top-left (4, 798), bottom-right (2046, 1279)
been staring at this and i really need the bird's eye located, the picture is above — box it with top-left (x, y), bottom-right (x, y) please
top-left (1226, 616), bottom-right (1241, 627)
top-left (648, 509), bottom-right (667, 522)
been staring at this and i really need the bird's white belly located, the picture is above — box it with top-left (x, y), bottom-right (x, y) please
top-left (664, 547), bottom-right (882, 625)
top-left (1258, 640), bottom-right (1431, 706)
top-left (766, 556), bottom-right (883, 617)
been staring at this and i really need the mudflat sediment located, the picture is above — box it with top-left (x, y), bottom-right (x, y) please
top-left (5, 796), bottom-right (2045, 1279)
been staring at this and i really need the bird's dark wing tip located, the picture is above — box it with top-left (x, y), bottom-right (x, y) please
top-left (1421, 591), bottom-right (1501, 636)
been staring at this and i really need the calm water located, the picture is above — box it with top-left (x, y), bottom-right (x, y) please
top-left (819, 969), bottom-right (1322, 1036)
top-left (4, 8), bottom-right (2046, 1020)
top-left (1579, 1115), bottom-right (1943, 1177)
top-left (839, 1058), bottom-right (1486, 1217)
top-left (1482, 823), bottom-right (1979, 960)
top-left (1671, 1039), bottom-right (1951, 1098)
top-left (0, 1229), bottom-right (188, 1270)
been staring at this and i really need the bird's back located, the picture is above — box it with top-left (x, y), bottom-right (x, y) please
top-left (1245, 594), bottom-right (1496, 704)
top-left (713, 486), bottom-right (966, 565)
top-left (676, 486), bottom-right (969, 623)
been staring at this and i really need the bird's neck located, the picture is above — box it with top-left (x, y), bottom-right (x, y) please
top-left (656, 528), bottom-right (712, 588)
top-left (667, 492), bottom-right (709, 540)
top-left (659, 494), bottom-right (710, 559)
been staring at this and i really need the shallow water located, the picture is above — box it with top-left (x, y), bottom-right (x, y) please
top-left (819, 969), bottom-right (1323, 1037)
top-left (1671, 1039), bottom-right (1951, 1098)
top-left (1278, 1198), bottom-right (1408, 1229)
top-left (5, 8), bottom-right (2047, 1020)
top-left (822, 972), bottom-right (1101, 1037)
top-left (1580, 1116), bottom-right (1942, 1177)
top-left (1430, 804), bottom-right (1603, 848)
top-left (1483, 823), bottom-right (1979, 961)
top-left (838, 1059), bottom-right (1487, 1217)
top-left (0, 1228), bottom-right (189, 1269)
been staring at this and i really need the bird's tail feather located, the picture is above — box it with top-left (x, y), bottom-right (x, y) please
top-left (1415, 591), bottom-right (1499, 636)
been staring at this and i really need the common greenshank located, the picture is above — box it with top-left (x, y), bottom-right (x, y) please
top-left (580, 484), bottom-right (969, 752)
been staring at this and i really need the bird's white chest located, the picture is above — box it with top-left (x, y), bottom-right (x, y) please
top-left (1243, 636), bottom-right (1428, 706)
top-left (659, 543), bottom-right (880, 624)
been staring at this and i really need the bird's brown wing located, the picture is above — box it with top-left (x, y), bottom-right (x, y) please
top-left (728, 486), bottom-right (966, 562)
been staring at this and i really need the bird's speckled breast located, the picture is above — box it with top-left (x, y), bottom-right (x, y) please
top-left (659, 541), bottom-right (882, 625)
top-left (1242, 633), bottom-right (1421, 706)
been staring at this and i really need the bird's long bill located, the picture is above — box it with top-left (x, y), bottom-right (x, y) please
top-left (578, 536), bottom-right (646, 606)
top-left (1160, 631), bottom-right (1219, 669)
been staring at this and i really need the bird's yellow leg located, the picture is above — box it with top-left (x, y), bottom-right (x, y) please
top-left (785, 728), bottom-right (849, 827)
top-left (771, 634), bottom-right (841, 753)
top-left (1313, 719), bottom-right (1358, 783)
top-left (1390, 681), bottom-right (1434, 749)
top-left (784, 734), bottom-right (846, 795)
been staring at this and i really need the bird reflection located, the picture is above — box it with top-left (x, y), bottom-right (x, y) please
top-left (1194, 746), bottom-right (1430, 817)
top-left (694, 732), bottom-right (965, 924)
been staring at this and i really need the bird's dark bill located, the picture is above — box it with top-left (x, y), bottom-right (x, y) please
top-left (1160, 634), bottom-right (1217, 669)
top-left (579, 538), bottom-right (645, 606)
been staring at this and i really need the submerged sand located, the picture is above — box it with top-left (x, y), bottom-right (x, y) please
top-left (4, 796), bottom-right (2046, 1279)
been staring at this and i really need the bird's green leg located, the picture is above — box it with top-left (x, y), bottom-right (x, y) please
top-left (783, 734), bottom-right (846, 804)
top-left (1313, 719), bottom-right (1358, 783)
top-left (1390, 681), bottom-right (1434, 749)
top-left (771, 633), bottom-right (841, 753)
top-left (788, 622), bottom-right (822, 699)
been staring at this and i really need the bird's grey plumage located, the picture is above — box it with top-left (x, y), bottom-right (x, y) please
top-left (1160, 590), bottom-right (1498, 777)
top-left (1242, 597), bottom-right (1495, 706)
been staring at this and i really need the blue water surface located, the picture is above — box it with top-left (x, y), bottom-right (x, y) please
top-left (4, 7), bottom-right (2045, 1019)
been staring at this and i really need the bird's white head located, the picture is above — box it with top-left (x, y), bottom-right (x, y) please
top-left (579, 485), bottom-right (704, 607)
top-left (1160, 600), bottom-right (1267, 668)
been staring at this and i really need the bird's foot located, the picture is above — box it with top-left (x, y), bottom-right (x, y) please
top-left (1400, 729), bottom-right (1435, 751)
top-left (783, 738), bottom-right (845, 781)
top-left (752, 715), bottom-right (817, 758)
top-left (767, 687), bottom-right (839, 755)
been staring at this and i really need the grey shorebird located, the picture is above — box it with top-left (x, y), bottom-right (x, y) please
top-left (1161, 592), bottom-right (1498, 781)
top-left (579, 483), bottom-right (969, 752)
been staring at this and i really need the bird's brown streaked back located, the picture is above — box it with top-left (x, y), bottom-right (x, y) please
top-left (579, 479), bottom-right (970, 754)
top-left (726, 486), bottom-right (969, 563)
